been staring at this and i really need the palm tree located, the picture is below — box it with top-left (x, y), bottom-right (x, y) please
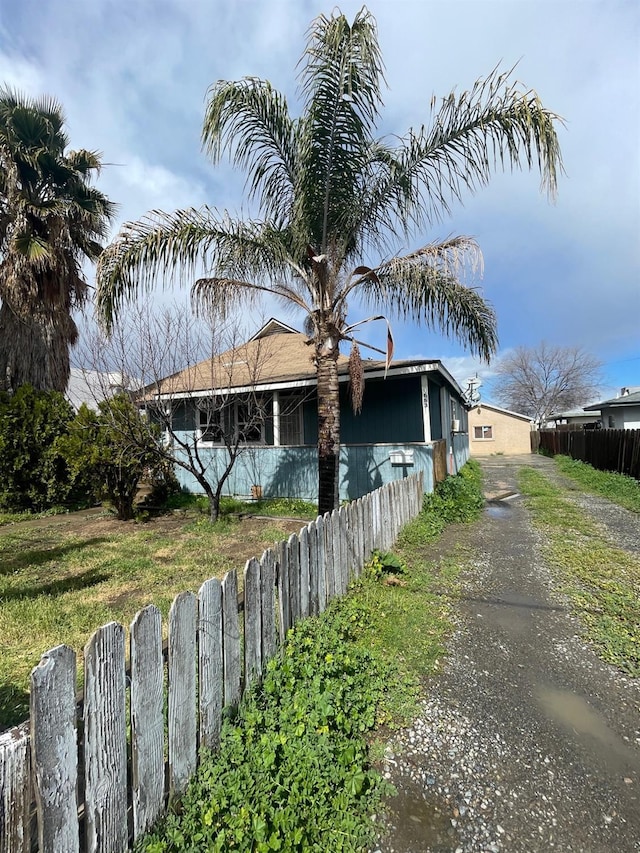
top-left (96, 9), bottom-right (563, 515)
top-left (0, 88), bottom-right (115, 393)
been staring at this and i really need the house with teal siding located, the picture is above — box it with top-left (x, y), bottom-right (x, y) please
top-left (148, 319), bottom-right (469, 502)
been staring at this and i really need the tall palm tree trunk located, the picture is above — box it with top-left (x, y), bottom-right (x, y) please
top-left (316, 334), bottom-right (341, 515)
top-left (0, 303), bottom-right (75, 392)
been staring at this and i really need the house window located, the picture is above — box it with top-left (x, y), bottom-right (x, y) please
top-left (237, 399), bottom-right (265, 443)
top-left (198, 398), bottom-right (265, 445)
top-left (198, 404), bottom-right (225, 444)
top-left (278, 394), bottom-right (304, 445)
top-left (474, 425), bottom-right (493, 440)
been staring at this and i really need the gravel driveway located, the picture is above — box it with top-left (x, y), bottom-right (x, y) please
top-left (376, 454), bottom-right (640, 853)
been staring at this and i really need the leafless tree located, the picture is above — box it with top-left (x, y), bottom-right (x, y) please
top-left (493, 343), bottom-right (603, 426)
top-left (74, 302), bottom-right (274, 521)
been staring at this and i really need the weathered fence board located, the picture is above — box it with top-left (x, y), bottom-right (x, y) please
top-left (324, 512), bottom-right (335, 601)
top-left (307, 521), bottom-right (319, 616)
top-left (222, 571), bottom-right (241, 708)
top-left (0, 724), bottom-right (31, 853)
top-left (259, 549), bottom-right (277, 662)
top-left (298, 527), bottom-right (310, 618)
top-left (198, 578), bottom-right (223, 751)
top-left (338, 506), bottom-right (348, 594)
top-left (30, 645), bottom-right (78, 853)
top-left (277, 539), bottom-right (290, 640)
top-left (84, 623), bottom-right (128, 853)
top-left (244, 558), bottom-right (262, 691)
top-left (316, 516), bottom-right (326, 613)
top-left (168, 593), bottom-right (197, 799)
top-left (130, 605), bottom-right (165, 839)
top-left (287, 533), bottom-right (301, 627)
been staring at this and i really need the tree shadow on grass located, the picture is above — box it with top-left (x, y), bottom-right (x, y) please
top-left (0, 536), bottom-right (111, 576)
top-left (1, 565), bottom-right (111, 602)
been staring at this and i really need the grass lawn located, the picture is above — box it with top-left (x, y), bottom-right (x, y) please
top-left (0, 500), bottom-right (316, 730)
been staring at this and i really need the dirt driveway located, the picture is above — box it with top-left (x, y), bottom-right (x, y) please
top-left (378, 454), bottom-right (640, 853)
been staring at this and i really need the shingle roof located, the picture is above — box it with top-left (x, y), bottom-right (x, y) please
top-left (154, 329), bottom-right (349, 395)
top-left (584, 390), bottom-right (640, 410)
top-left (146, 318), bottom-right (461, 399)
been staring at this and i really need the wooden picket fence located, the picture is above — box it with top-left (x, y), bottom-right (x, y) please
top-left (1, 473), bottom-right (424, 853)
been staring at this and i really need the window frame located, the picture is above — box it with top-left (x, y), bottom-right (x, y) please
top-left (473, 424), bottom-right (493, 440)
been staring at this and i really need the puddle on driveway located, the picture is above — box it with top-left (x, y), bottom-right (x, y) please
top-left (382, 784), bottom-right (459, 852)
top-left (484, 499), bottom-right (513, 519)
top-left (537, 685), bottom-right (635, 768)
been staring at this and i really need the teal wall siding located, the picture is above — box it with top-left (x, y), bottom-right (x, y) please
top-left (300, 375), bottom-right (423, 445)
top-left (452, 432), bottom-right (470, 473)
top-left (341, 375), bottom-right (423, 442)
top-left (172, 440), bottom-right (435, 502)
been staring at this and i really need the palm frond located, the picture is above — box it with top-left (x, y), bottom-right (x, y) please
top-left (96, 209), bottom-right (294, 329)
top-left (358, 238), bottom-right (497, 361)
top-left (295, 8), bottom-right (385, 253)
top-left (202, 78), bottom-right (296, 225)
top-left (359, 66), bottom-right (564, 238)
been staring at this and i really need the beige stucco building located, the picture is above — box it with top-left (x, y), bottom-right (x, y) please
top-left (468, 403), bottom-right (533, 456)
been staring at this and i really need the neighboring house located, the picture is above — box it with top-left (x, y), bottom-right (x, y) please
top-left (468, 402), bottom-right (533, 456)
top-left (66, 368), bottom-right (136, 411)
top-left (147, 319), bottom-right (470, 502)
top-left (584, 387), bottom-right (640, 430)
top-left (547, 407), bottom-right (602, 429)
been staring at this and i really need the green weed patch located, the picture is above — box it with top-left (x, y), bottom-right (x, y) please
top-left (554, 455), bottom-right (640, 514)
top-left (519, 468), bottom-right (640, 676)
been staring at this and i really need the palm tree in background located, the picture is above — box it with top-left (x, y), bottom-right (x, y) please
top-left (0, 88), bottom-right (115, 392)
top-left (96, 8), bottom-right (563, 514)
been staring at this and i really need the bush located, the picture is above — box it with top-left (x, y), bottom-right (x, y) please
top-left (0, 385), bottom-right (89, 511)
top-left (61, 396), bottom-right (166, 521)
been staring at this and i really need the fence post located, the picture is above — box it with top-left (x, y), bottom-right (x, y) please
top-left (168, 593), bottom-right (197, 800)
top-left (84, 622), bottom-right (128, 853)
top-left (30, 645), bottom-right (79, 853)
top-left (130, 606), bottom-right (165, 839)
top-left (198, 578), bottom-right (223, 752)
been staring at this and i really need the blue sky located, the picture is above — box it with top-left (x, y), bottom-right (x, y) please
top-left (1, 0), bottom-right (638, 403)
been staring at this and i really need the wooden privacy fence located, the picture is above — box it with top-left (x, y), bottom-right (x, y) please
top-left (1, 473), bottom-right (424, 853)
top-left (538, 428), bottom-right (640, 480)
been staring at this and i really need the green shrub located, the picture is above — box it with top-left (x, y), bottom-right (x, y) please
top-left (398, 460), bottom-right (484, 549)
top-left (0, 385), bottom-right (88, 511)
top-left (60, 396), bottom-right (166, 521)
